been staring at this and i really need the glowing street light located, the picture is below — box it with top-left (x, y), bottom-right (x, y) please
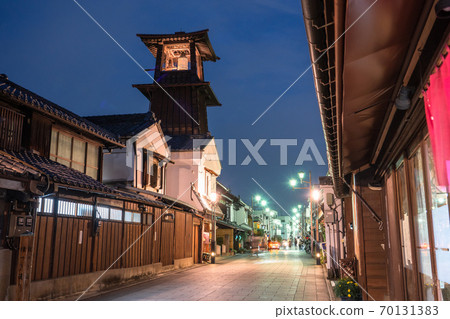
top-left (265, 208), bottom-right (270, 212)
top-left (289, 179), bottom-right (298, 187)
top-left (292, 208), bottom-right (298, 213)
top-left (261, 200), bottom-right (267, 207)
top-left (296, 213), bottom-right (300, 217)
top-left (311, 189), bottom-right (321, 201)
top-left (255, 195), bottom-right (261, 202)
top-left (298, 171), bottom-right (305, 181)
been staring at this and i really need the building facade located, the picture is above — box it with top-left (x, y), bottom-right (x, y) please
top-left (302, 0), bottom-right (450, 301)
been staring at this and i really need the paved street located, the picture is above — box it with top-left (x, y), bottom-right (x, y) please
top-left (88, 248), bottom-right (331, 301)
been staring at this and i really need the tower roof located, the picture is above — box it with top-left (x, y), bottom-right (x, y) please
top-left (137, 29), bottom-right (219, 62)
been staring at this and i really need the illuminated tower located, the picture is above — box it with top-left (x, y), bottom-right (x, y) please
top-left (133, 30), bottom-right (221, 136)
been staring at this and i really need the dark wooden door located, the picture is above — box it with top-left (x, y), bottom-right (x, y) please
top-left (161, 221), bottom-right (174, 266)
top-left (193, 225), bottom-right (200, 264)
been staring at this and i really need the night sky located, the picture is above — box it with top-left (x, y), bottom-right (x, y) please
top-left (1, 0), bottom-right (328, 215)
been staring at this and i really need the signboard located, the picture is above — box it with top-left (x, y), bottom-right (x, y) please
top-left (202, 232), bottom-right (210, 244)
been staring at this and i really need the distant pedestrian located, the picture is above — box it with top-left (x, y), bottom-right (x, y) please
top-left (251, 235), bottom-right (261, 257)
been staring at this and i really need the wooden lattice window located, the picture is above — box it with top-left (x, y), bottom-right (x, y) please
top-left (50, 128), bottom-right (100, 179)
top-left (0, 106), bottom-right (24, 151)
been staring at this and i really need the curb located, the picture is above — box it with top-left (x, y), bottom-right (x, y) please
top-left (322, 264), bottom-right (336, 301)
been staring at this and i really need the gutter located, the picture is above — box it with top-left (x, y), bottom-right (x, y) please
top-left (301, 0), bottom-right (346, 197)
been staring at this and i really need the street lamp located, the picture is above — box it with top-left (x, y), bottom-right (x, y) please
top-left (265, 208), bottom-right (270, 213)
top-left (292, 208), bottom-right (298, 213)
top-left (210, 192), bottom-right (219, 264)
top-left (289, 170), bottom-right (314, 255)
top-left (261, 200), bottom-right (267, 207)
top-left (255, 195), bottom-right (261, 202)
top-left (298, 171), bottom-right (305, 182)
top-left (311, 189), bottom-right (321, 202)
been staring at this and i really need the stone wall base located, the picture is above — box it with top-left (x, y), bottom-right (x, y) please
top-left (7, 257), bottom-right (194, 300)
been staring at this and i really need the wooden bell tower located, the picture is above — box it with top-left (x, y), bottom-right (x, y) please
top-left (133, 29), bottom-right (221, 136)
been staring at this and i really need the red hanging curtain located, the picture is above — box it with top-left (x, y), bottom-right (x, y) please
top-left (424, 49), bottom-right (450, 190)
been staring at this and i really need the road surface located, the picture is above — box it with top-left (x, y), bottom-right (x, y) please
top-left (88, 248), bottom-right (331, 301)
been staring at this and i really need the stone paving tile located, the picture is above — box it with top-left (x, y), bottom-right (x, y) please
top-left (89, 249), bottom-right (331, 301)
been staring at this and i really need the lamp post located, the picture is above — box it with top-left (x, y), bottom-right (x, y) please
top-left (210, 192), bottom-right (218, 264)
top-left (290, 170), bottom-right (314, 255)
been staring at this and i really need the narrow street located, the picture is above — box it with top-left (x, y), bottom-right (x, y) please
top-left (88, 249), bottom-right (330, 301)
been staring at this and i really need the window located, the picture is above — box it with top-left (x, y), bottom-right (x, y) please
top-left (0, 106), bottom-right (24, 151)
top-left (56, 199), bottom-right (93, 217)
top-left (396, 162), bottom-right (417, 299)
top-left (425, 139), bottom-right (450, 301)
top-left (410, 148), bottom-right (434, 300)
top-left (77, 203), bottom-right (93, 217)
top-left (58, 200), bottom-right (77, 216)
top-left (124, 211), bottom-right (141, 223)
top-left (50, 128), bottom-right (99, 179)
top-left (37, 198), bottom-right (54, 214)
top-left (97, 206), bottom-right (109, 219)
top-left (110, 208), bottom-right (123, 221)
top-left (142, 150), bottom-right (164, 190)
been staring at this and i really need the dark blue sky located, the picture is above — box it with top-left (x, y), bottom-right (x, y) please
top-left (1, 0), bottom-right (328, 215)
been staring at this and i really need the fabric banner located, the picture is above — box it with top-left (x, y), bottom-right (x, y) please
top-left (424, 50), bottom-right (450, 189)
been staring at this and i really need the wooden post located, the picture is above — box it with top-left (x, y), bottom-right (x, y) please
top-left (15, 235), bottom-right (34, 301)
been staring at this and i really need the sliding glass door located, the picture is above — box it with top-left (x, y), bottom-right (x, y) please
top-left (425, 140), bottom-right (450, 300)
top-left (410, 148), bottom-right (435, 300)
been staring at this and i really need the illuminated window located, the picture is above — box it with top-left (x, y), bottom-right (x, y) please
top-left (124, 211), bottom-right (141, 223)
top-left (97, 206), bottom-right (109, 219)
top-left (50, 128), bottom-right (99, 179)
top-left (37, 198), bottom-right (54, 214)
top-left (57, 200), bottom-right (77, 216)
top-left (110, 208), bottom-right (123, 221)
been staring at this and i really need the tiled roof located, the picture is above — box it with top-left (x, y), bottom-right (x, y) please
top-left (1, 150), bottom-right (166, 207)
top-left (4, 149), bottom-right (115, 193)
top-left (116, 190), bottom-right (165, 208)
top-left (0, 75), bottom-right (123, 147)
top-left (85, 112), bottom-right (156, 139)
top-left (0, 151), bottom-right (41, 179)
top-left (167, 134), bottom-right (212, 151)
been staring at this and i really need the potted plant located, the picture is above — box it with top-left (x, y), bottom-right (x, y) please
top-left (333, 277), bottom-right (362, 301)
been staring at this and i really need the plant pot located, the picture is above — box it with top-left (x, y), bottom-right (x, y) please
top-left (339, 296), bottom-right (353, 301)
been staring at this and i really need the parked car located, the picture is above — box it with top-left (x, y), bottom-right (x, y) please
top-left (268, 241), bottom-right (280, 250)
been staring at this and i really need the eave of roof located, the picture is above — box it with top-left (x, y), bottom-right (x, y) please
top-left (137, 29), bottom-right (219, 62)
top-left (132, 82), bottom-right (221, 107)
top-left (0, 76), bottom-right (123, 148)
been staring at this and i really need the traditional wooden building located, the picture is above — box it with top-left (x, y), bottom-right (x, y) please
top-left (301, 0), bottom-right (450, 301)
top-left (215, 181), bottom-right (252, 255)
top-left (0, 75), bottom-right (181, 300)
